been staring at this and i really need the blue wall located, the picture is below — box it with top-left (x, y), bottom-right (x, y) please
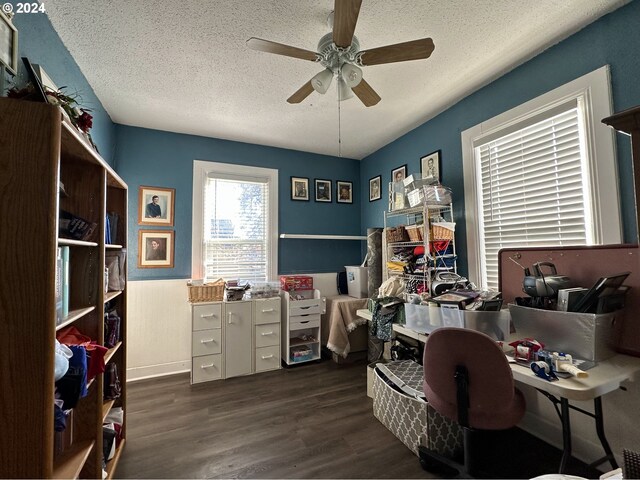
top-left (360, 0), bottom-right (640, 278)
top-left (9, 7), bottom-right (116, 164)
top-left (115, 125), bottom-right (363, 280)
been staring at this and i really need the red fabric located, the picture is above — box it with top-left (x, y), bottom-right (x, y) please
top-left (57, 326), bottom-right (107, 380)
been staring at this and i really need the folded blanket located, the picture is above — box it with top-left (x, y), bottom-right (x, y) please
top-left (325, 296), bottom-right (368, 357)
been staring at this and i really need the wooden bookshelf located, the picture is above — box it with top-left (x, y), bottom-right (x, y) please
top-left (0, 97), bottom-right (128, 478)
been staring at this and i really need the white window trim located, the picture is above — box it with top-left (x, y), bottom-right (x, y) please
top-left (191, 160), bottom-right (279, 280)
top-left (462, 65), bottom-right (621, 287)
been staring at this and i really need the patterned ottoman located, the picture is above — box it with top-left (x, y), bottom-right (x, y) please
top-left (372, 360), bottom-right (463, 458)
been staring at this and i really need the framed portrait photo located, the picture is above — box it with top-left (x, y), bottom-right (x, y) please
top-left (336, 180), bottom-right (353, 204)
top-left (138, 186), bottom-right (175, 226)
top-left (391, 165), bottom-right (407, 184)
top-left (0, 11), bottom-right (18, 75)
top-left (291, 176), bottom-right (309, 201)
top-left (421, 150), bottom-right (441, 182)
top-left (314, 179), bottom-right (332, 202)
top-left (138, 230), bottom-right (174, 268)
top-left (369, 175), bottom-right (381, 202)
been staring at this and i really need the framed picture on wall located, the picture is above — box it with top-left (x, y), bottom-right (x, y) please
top-left (391, 165), bottom-right (407, 184)
top-left (138, 230), bottom-right (174, 268)
top-left (369, 175), bottom-right (381, 202)
top-left (314, 179), bottom-right (332, 202)
top-left (291, 176), bottom-right (309, 201)
top-left (337, 180), bottom-right (353, 204)
top-left (0, 10), bottom-right (18, 75)
top-left (421, 150), bottom-right (441, 182)
top-left (138, 186), bottom-right (175, 226)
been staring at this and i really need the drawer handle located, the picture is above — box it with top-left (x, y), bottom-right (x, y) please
top-left (298, 320), bottom-right (310, 324)
top-left (200, 313), bottom-right (217, 319)
top-left (261, 354), bottom-right (274, 360)
top-left (300, 306), bottom-right (311, 310)
top-left (261, 332), bottom-right (274, 336)
top-left (200, 338), bottom-right (215, 344)
top-left (228, 312), bottom-right (234, 324)
top-left (261, 308), bottom-right (275, 313)
top-left (200, 363), bottom-right (217, 369)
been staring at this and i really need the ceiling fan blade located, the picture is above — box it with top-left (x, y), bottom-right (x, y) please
top-left (359, 38), bottom-right (435, 66)
top-left (333, 0), bottom-right (362, 48)
top-left (247, 37), bottom-right (319, 62)
top-left (351, 78), bottom-right (381, 107)
top-left (287, 81), bottom-right (315, 104)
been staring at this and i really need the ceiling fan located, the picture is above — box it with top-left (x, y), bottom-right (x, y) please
top-left (246, 0), bottom-right (435, 107)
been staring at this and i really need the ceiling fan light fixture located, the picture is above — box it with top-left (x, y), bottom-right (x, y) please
top-left (337, 76), bottom-right (354, 101)
top-left (341, 63), bottom-right (362, 88)
top-left (311, 68), bottom-right (334, 94)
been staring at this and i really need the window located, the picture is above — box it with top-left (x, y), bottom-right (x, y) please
top-left (192, 161), bottom-right (278, 282)
top-left (462, 66), bottom-right (621, 289)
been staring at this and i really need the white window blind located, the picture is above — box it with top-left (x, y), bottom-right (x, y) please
top-left (203, 175), bottom-right (270, 282)
top-left (476, 106), bottom-right (592, 289)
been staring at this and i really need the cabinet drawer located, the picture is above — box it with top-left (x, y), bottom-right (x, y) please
top-left (255, 323), bottom-right (280, 348)
top-left (290, 314), bottom-right (321, 331)
top-left (192, 354), bottom-right (222, 383)
top-left (254, 298), bottom-right (281, 325)
top-left (255, 345), bottom-right (280, 373)
top-left (192, 303), bottom-right (222, 331)
top-left (290, 300), bottom-right (322, 316)
top-left (192, 329), bottom-right (222, 357)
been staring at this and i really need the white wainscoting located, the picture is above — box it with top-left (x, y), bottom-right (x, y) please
top-left (126, 273), bottom-right (339, 382)
top-left (127, 279), bottom-right (192, 381)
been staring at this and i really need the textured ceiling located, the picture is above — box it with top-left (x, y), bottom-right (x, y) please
top-left (46, 0), bottom-right (627, 159)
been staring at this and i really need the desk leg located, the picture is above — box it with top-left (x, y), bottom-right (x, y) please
top-left (592, 397), bottom-right (619, 470)
top-left (559, 398), bottom-right (572, 474)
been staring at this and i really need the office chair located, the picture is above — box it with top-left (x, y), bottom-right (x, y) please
top-left (418, 327), bottom-right (526, 478)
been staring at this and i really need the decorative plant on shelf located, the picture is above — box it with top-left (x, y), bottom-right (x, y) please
top-left (8, 83), bottom-right (94, 134)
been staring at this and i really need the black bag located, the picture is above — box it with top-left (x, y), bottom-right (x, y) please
top-left (104, 363), bottom-right (122, 400)
top-left (337, 271), bottom-right (348, 294)
top-left (104, 310), bottom-right (121, 348)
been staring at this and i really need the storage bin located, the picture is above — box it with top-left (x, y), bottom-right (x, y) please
top-left (345, 266), bottom-right (369, 298)
top-left (403, 303), bottom-right (510, 341)
top-left (188, 281), bottom-right (225, 303)
top-left (423, 185), bottom-right (452, 205)
top-left (385, 226), bottom-right (409, 243)
top-left (430, 222), bottom-right (455, 240)
top-left (280, 275), bottom-right (313, 291)
top-left (508, 304), bottom-right (618, 361)
top-left (405, 224), bottom-right (424, 242)
top-left (372, 360), bottom-right (462, 457)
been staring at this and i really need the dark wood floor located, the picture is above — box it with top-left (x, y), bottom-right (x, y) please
top-left (115, 359), bottom-right (602, 479)
top-left (115, 359), bottom-right (436, 479)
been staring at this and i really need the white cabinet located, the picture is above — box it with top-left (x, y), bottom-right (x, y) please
top-left (225, 301), bottom-right (252, 378)
top-left (281, 289), bottom-right (325, 365)
top-left (190, 297), bottom-right (281, 384)
top-left (383, 203), bottom-right (457, 295)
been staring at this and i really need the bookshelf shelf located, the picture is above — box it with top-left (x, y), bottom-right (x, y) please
top-left (105, 341), bottom-right (123, 364)
top-left (52, 440), bottom-right (95, 480)
top-left (58, 238), bottom-right (99, 247)
top-left (105, 438), bottom-right (126, 479)
top-left (102, 399), bottom-right (116, 421)
top-left (0, 98), bottom-right (128, 478)
top-left (105, 290), bottom-right (123, 303)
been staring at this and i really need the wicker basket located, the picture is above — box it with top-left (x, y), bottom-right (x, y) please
top-left (404, 224), bottom-right (424, 242)
top-left (431, 222), bottom-right (455, 240)
top-left (188, 281), bottom-right (225, 303)
top-left (386, 226), bottom-right (409, 243)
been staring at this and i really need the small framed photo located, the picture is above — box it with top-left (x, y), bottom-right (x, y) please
top-left (138, 186), bottom-right (175, 226)
top-left (392, 165), bottom-right (407, 184)
top-left (421, 150), bottom-right (441, 182)
top-left (337, 180), bottom-right (353, 204)
top-left (138, 230), bottom-right (174, 268)
top-left (314, 179), bottom-right (332, 202)
top-left (0, 11), bottom-right (18, 75)
top-left (291, 176), bottom-right (309, 201)
top-left (369, 175), bottom-right (381, 202)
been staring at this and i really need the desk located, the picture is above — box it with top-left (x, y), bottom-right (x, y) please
top-left (355, 308), bottom-right (640, 473)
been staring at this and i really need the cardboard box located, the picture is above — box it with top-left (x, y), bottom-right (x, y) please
top-left (279, 275), bottom-right (313, 291)
top-left (508, 304), bottom-right (618, 361)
